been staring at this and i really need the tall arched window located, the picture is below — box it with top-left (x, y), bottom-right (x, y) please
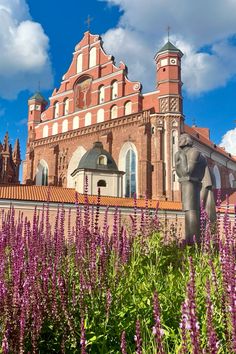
top-left (111, 81), bottom-right (118, 100)
top-left (36, 160), bottom-right (49, 186)
top-left (111, 105), bottom-right (118, 119)
top-left (42, 125), bottom-right (48, 138)
top-left (85, 112), bottom-right (92, 126)
top-left (52, 122), bottom-right (58, 135)
top-left (42, 167), bottom-right (48, 186)
top-left (97, 108), bottom-right (104, 123)
top-left (172, 130), bottom-right (178, 166)
top-left (119, 142), bottom-right (138, 198)
top-left (125, 149), bottom-right (137, 197)
top-left (213, 165), bottom-right (221, 189)
top-left (98, 85), bottom-right (105, 104)
top-left (124, 101), bottom-right (132, 115)
top-left (89, 47), bottom-right (97, 68)
top-left (63, 98), bottom-right (69, 115)
top-left (54, 102), bottom-right (59, 118)
top-left (73, 116), bottom-right (79, 129)
top-left (77, 53), bottom-right (83, 73)
top-left (62, 119), bottom-right (68, 133)
top-left (229, 173), bottom-right (235, 188)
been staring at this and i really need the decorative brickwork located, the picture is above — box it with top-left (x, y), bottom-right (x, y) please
top-left (0, 132), bottom-right (21, 184)
top-left (23, 32), bottom-right (236, 202)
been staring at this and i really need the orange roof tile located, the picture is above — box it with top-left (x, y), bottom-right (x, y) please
top-left (0, 185), bottom-right (182, 211)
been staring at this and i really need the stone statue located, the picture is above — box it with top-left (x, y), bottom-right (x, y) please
top-left (175, 134), bottom-right (216, 244)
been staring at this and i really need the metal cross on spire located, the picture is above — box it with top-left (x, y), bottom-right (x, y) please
top-left (85, 15), bottom-right (93, 31)
top-left (167, 26), bottom-right (171, 41)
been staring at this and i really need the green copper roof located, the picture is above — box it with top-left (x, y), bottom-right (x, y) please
top-left (156, 41), bottom-right (183, 56)
top-left (29, 92), bottom-right (47, 102)
top-left (77, 142), bottom-right (119, 172)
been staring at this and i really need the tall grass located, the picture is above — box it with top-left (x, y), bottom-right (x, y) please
top-left (0, 192), bottom-right (235, 353)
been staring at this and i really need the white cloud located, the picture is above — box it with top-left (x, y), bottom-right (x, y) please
top-left (220, 128), bottom-right (236, 156)
top-left (0, 0), bottom-right (53, 99)
top-left (102, 0), bottom-right (236, 95)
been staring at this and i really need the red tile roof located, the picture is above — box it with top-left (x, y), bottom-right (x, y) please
top-left (184, 124), bottom-right (236, 161)
top-left (0, 185), bottom-right (182, 211)
top-left (216, 189), bottom-right (236, 206)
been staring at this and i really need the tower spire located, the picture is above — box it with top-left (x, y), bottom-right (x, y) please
top-left (3, 132), bottom-right (9, 152)
top-left (13, 138), bottom-right (21, 163)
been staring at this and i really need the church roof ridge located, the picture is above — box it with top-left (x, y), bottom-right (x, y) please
top-left (184, 124), bottom-right (236, 161)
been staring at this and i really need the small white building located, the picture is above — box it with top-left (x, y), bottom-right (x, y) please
top-left (71, 142), bottom-right (124, 197)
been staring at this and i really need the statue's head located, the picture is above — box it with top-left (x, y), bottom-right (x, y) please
top-left (179, 134), bottom-right (193, 148)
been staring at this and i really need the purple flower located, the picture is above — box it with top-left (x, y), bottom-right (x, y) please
top-left (206, 280), bottom-right (219, 354)
top-left (134, 320), bottom-right (142, 354)
top-left (153, 291), bottom-right (165, 354)
top-left (121, 331), bottom-right (127, 354)
top-left (80, 318), bottom-right (87, 354)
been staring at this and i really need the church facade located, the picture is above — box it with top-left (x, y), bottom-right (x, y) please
top-left (23, 31), bottom-right (236, 201)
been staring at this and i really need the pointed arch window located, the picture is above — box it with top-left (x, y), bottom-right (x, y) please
top-left (213, 165), bottom-right (221, 189)
top-left (36, 160), bottom-right (49, 186)
top-left (42, 166), bottom-right (48, 186)
top-left (229, 173), bottom-right (235, 188)
top-left (172, 130), bottom-right (178, 166)
top-left (125, 149), bottom-right (136, 197)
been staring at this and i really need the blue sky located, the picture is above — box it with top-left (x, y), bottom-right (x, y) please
top-left (1, 0), bottom-right (236, 169)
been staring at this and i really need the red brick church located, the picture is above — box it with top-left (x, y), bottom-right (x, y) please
top-left (22, 31), bottom-right (236, 201)
top-left (0, 132), bottom-right (21, 184)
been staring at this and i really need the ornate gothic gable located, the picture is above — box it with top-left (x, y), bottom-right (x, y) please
top-left (39, 31), bottom-right (142, 128)
top-left (0, 132), bottom-right (21, 184)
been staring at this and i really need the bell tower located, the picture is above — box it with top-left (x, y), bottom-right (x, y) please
top-left (24, 92), bottom-right (47, 185)
top-left (155, 41), bottom-right (184, 201)
top-left (155, 41), bottom-right (183, 116)
top-left (28, 92), bottom-right (47, 134)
